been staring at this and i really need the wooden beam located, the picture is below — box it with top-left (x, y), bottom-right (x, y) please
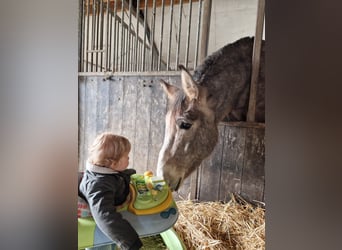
top-left (247, 0), bottom-right (265, 122)
top-left (199, 0), bottom-right (212, 64)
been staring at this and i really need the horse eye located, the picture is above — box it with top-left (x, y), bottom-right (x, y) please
top-left (179, 122), bottom-right (192, 130)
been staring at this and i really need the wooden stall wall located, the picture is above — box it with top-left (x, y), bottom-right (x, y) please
top-left (79, 74), bottom-right (265, 203)
top-left (79, 74), bottom-right (172, 174)
top-left (195, 123), bottom-right (265, 203)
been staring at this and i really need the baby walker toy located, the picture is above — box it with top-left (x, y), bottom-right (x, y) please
top-left (78, 171), bottom-right (184, 249)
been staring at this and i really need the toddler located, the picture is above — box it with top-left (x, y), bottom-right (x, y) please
top-left (79, 132), bottom-right (142, 250)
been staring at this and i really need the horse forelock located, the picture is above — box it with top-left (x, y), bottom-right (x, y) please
top-left (167, 91), bottom-right (186, 128)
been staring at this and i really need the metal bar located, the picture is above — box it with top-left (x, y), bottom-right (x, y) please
top-left (120, 0), bottom-right (125, 71)
top-left (150, 0), bottom-right (156, 71)
top-left (85, 0), bottom-right (90, 72)
top-left (141, 40), bottom-right (143, 71)
top-left (94, 0), bottom-right (97, 71)
top-left (142, 0), bottom-right (148, 71)
top-left (199, 0), bottom-right (211, 64)
top-left (247, 0), bottom-right (265, 122)
top-left (128, 0), bottom-right (132, 71)
top-left (127, 27), bottom-right (130, 72)
top-left (91, 0), bottom-right (96, 72)
top-left (134, 0), bottom-right (140, 71)
top-left (116, 19), bottom-right (120, 71)
top-left (113, 0), bottom-right (118, 72)
top-left (127, 26), bottom-right (130, 71)
top-left (95, 0), bottom-right (100, 71)
top-left (175, 0), bottom-right (183, 68)
top-left (79, 0), bottom-right (84, 72)
top-left (99, 0), bottom-right (104, 71)
top-left (194, 0), bottom-right (202, 68)
top-left (123, 25), bottom-right (125, 72)
top-left (108, 3), bottom-right (112, 71)
top-left (105, 0), bottom-right (110, 71)
top-left (138, 40), bottom-right (142, 71)
top-left (125, 26), bottom-right (129, 72)
top-left (185, 0), bottom-right (192, 68)
top-left (132, 34), bottom-right (135, 72)
top-left (83, 0), bottom-right (87, 72)
top-left (157, 0), bottom-right (165, 71)
top-left (166, 0), bottom-right (174, 71)
top-left (137, 40), bottom-right (140, 71)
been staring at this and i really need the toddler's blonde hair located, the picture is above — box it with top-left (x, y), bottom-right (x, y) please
top-left (88, 132), bottom-right (131, 168)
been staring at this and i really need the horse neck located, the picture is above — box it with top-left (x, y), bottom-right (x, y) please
top-left (203, 80), bottom-right (237, 124)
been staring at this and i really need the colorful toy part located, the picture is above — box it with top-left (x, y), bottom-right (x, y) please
top-left (78, 171), bottom-right (183, 249)
top-left (78, 217), bottom-right (112, 249)
top-left (78, 217), bottom-right (185, 250)
top-left (128, 173), bottom-right (174, 215)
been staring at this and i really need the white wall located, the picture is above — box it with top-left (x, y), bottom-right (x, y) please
top-left (208, 0), bottom-right (264, 55)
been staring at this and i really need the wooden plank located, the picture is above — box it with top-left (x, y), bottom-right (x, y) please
top-left (133, 76), bottom-right (153, 173)
top-left (96, 78), bottom-right (110, 133)
top-left (197, 125), bottom-right (225, 201)
top-left (189, 166), bottom-right (199, 200)
top-left (121, 76), bottom-right (138, 169)
top-left (108, 76), bottom-right (124, 134)
top-left (83, 77), bottom-right (99, 170)
top-left (218, 126), bottom-right (246, 202)
top-left (78, 76), bottom-right (87, 171)
top-left (240, 127), bottom-right (265, 202)
top-left (220, 121), bottom-right (265, 129)
top-left (174, 172), bottom-right (192, 200)
top-left (147, 75), bottom-right (168, 173)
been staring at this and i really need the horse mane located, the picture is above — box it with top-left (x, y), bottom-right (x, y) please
top-left (192, 36), bottom-right (255, 84)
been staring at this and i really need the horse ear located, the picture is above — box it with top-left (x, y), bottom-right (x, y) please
top-left (160, 79), bottom-right (179, 100)
top-left (179, 65), bottom-right (199, 100)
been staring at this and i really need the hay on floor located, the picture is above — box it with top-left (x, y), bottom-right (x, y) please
top-left (174, 195), bottom-right (265, 250)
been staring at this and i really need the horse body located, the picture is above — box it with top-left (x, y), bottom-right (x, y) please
top-left (157, 37), bottom-right (265, 191)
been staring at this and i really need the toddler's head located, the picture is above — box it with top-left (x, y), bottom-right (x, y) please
top-left (88, 132), bottom-right (131, 169)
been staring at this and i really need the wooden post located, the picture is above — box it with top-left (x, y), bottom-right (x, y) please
top-left (199, 0), bottom-right (212, 64)
top-left (247, 0), bottom-right (265, 122)
top-left (188, 0), bottom-right (212, 199)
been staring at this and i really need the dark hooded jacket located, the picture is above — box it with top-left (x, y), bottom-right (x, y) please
top-left (79, 163), bottom-right (142, 250)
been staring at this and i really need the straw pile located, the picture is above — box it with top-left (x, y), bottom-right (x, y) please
top-left (174, 195), bottom-right (265, 250)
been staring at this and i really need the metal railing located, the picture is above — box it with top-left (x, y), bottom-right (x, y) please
top-left (79, 0), bottom-right (206, 73)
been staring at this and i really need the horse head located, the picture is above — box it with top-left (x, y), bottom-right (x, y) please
top-left (157, 65), bottom-right (219, 191)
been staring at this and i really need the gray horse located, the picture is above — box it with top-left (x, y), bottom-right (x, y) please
top-left (157, 37), bottom-right (265, 191)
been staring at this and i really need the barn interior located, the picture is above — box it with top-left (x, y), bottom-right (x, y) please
top-left (78, 0), bottom-right (265, 249)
